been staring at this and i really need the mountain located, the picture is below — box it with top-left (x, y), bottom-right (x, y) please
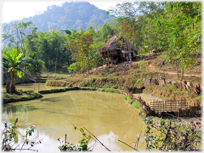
top-left (6, 1), bottom-right (111, 31)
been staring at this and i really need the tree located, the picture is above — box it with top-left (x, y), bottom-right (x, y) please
top-left (107, 2), bottom-right (139, 23)
top-left (61, 29), bottom-right (71, 35)
top-left (30, 29), bottom-right (72, 72)
top-left (160, 2), bottom-right (201, 79)
top-left (67, 62), bottom-right (81, 75)
top-left (99, 23), bottom-right (114, 41)
top-left (119, 20), bottom-right (138, 62)
top-left (2, 22), bottom-right (37, 54)
top-left (71, 30), bottom-right (93, 75)
top-left (3, 48), bottom-right (28, 93)
top-left (23, 26), bottom-right (38, 57)
top-left (25, 52), bottom-right (45, 79)
top-left (134, 2), bottom-right (165, 52)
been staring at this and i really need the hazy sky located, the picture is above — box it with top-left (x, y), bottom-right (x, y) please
top-left (1, 0), bottom-right (125, 23)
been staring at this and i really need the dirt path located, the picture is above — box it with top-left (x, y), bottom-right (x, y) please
top-left (153, 70), bottom-right (201, 78)
top-left (144, 62), bottom-right (201, 78)
top-left (130, 52), bottom-right (201, 78)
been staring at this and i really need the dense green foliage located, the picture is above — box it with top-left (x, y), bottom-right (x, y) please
top-left (3, 24), bottom-right (114, 73)
top-left (25, 52), bottom-right (45, 78)
top-left (71, 30), bottom-right (94, 74)
top-left (3, 48), bottom-right (28, 93)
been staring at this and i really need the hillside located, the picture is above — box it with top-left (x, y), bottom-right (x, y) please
top-left (65, 52), bottom-right (201, 82)
top-left (45, 51), bottom-right (201, 107)
top-left (3, 2), bottom-right (111, 31)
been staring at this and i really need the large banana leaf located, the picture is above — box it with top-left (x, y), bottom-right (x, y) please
top-left (11, 48), bottom-right (17, 61)
top-left (16, 52), bottom-right (24, 61)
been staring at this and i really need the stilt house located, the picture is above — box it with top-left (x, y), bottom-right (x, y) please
top-left (97, 35), bottom-right (138, 66)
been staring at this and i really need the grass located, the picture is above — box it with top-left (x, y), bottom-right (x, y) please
top-left (143, 84), bottom-right (201, 106)
top-left (3, 90), bottom-right (43, 104)
top-left (138, 60), bottom-right (146, 70)
top-left (97, 88), bottom-right (124, 94)
top-left (124, 95), bottom-right (134, 103)
top-left (45, 80), bottom-right (69, 87)
top-left (124, 95), bottom-right (142, 110)
top-left (133, 100), bottom-right (142, 109)
top-left (41, 72), bottom-right (71, 80)
top-left (38, 88), bottom-right (67, 94)
top-left (60, 74), bottom-right (147, 89)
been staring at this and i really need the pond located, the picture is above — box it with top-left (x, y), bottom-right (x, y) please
top-left (2, 84), bottom-right (146, 152)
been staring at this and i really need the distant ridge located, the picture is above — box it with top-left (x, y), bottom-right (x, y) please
top-left (4, 1), bottom-right (111, 31)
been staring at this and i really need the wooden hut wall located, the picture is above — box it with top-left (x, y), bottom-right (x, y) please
top-left (102, 50), bottom-right (118, 58)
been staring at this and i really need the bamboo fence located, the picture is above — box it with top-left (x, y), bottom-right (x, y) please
top-left (149, 99), bottom-right (187, 114)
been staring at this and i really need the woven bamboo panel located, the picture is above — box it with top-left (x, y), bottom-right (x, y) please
top-left (149, 99), bottom-right (187, 114)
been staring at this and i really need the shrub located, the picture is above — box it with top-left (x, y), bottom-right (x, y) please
top-left (144, 117), bottom-right (202, 151)
top-left (58, 126), bottom-right (91, 152)
top-left (2, 118), bottom-right (41, 151)
top-left (133, 100), bottom-right (142, 109)
top-left (124, 95), bottom-right (133, 103)
top-left (138, 60), bottom-right (146, 70)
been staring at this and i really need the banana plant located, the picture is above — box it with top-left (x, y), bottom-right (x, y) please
top-left (3, 48), bottom-right (29, 93)
top-left (24, 52), bottom-right (45, 78)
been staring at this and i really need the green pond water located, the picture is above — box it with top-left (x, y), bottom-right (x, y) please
top-left (2, 83), bottom-right (146, 152)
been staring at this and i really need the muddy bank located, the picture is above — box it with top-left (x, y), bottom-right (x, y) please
top-left (38, 86), bottom-right (124, 94)
top-left (3, 91), bottom-right (43, 104)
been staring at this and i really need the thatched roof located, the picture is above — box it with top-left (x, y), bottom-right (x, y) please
top-left (97, 35), bottom-right (138, 55)
top-left (96, 35), bottom-right (118, 54)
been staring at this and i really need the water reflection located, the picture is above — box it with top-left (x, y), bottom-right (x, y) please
top-left (3, 83), bottom-right (64, 92)
top-left (2, 104), bottom-right (42, 124)
top-left (9, 127), bottom-right (122, 152)
top-left (88, 131), bottom-right (121, 151)
top-left (3, 105), bottom-right (39, 114)
top-left (7, 128), bottom-right (60, 152)
top-left (40, 95), bottom-right (73, 103)
top-left (2, 90), bottom-right (146, 151)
